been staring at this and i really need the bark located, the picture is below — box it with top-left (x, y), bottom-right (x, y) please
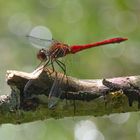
top-left (0, 66), bottom-right (140, 124)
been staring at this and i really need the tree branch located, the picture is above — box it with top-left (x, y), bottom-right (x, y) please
top-left (0, 67), bottom-right (140, 124)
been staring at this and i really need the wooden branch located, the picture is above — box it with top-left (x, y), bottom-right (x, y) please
top-left (0, 66), bottom-right (140, 124)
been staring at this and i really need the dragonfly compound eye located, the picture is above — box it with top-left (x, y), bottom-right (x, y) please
top-left (37, 49), bottom-right (47, 61)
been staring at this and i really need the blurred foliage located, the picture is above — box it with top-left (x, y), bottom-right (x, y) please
top-left (0, 0), bottom-right (140, 140)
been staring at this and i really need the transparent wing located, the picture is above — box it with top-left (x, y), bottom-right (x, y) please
top-left (27, 25), bottom-right (53, 49)
top-left (48, 73), bottom-right (65, 109)
top-left (26, 35), bottom-right (53, 49)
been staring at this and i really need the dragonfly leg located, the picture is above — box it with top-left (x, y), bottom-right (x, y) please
top-left (56, 59), bottom-right (69, 88)
top-left (43, 57), bottom-right (55, 76)
top-left (55, 59), bottom-right (66, 75)
top-left (55, 59), bottom-right (68, 88)
top-left (50, 59), bottom-right (55, 74)
top-left (43, 57), bottom-right (50, 68)
top-left (35, 60), bottom-right (44, 70)
top-left (55, 59), bottom-right (69, 87)
top-left (43, 57), bottom-right (56, 75)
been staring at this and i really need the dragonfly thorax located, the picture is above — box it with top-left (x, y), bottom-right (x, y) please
top-left (48, 43), bottom-right (70, 59)
top-left (37, 49), bottom-right (47, 61)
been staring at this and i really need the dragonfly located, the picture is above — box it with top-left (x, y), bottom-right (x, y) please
top-left (25, 31), bottom-right (127, 108)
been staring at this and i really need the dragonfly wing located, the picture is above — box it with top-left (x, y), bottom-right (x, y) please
top-left (24, 79), bottom-right (33, 99)
top-left (26, 35), bottom-right (53, 49)
top-left (48, 74), bottom-right (64, 109)
top-left (48, 96), bottom-right (60, 109)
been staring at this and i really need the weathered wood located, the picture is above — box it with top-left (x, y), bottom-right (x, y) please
top-left (0, 67), bottom-right (139, 124)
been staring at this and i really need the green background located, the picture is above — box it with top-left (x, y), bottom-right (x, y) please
top-left (0, 0), bottom-right (140, 140)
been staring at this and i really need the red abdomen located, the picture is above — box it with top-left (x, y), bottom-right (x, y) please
top-left (70, 37), bottom-right (128, 54)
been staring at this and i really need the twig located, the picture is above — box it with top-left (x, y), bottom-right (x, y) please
top-left (0, 67), bottom-right (139, 124)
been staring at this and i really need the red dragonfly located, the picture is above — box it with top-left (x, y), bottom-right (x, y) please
top-left (25, 35), bottom-right (127, 108)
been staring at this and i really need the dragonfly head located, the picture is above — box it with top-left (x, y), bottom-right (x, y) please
top-left (37, 49), bottom-right (47, 61)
